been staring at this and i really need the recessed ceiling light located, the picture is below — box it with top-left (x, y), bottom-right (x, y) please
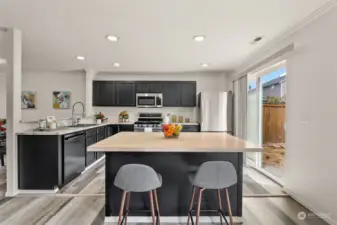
top-left (193, 35), bottom-right (206, 42)
top-left (201, 63), bottom-right (209, 68)
top-left (76, 56), bottom-right (85, 60)
top-left (113, 62), bottom-right (120, 67)
top-left (106, 35), bottom-right (119, 42)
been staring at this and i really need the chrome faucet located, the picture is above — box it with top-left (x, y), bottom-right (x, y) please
top-left (72, 101), bottom-right (86, 125)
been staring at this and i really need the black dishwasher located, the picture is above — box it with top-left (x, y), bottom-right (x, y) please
top-left (63, 131), bottom-right (86, 184)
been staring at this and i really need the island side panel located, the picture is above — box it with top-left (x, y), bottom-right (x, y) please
top-left (105, 152), bottom-right (243, 217)
top-left (18, 135), bottom-right (63, 190)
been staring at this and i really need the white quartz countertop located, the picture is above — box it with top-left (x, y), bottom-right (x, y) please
top-left (170, 122), bottom-right (199, 125)
top-left (16, 122), bottom-right (133, 135)
top-left (16, 121), bottom-right (199, 136)
top-left (88, 132), bottom-right (263, 153)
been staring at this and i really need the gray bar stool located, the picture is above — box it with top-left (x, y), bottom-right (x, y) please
top-left (114, 164), bottom-right (162, 225)
top-left (187, 161), bottom-right (237, 225)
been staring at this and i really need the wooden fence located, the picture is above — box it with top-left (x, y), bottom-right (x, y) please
top-left (262, 104), bottom-right (286, 144)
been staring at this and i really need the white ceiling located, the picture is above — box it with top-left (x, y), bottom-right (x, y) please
top-left (0, 0), bottom-right (332, 73)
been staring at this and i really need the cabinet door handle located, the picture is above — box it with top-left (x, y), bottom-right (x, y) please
top-left (65, 133), bottom-right (84, 140)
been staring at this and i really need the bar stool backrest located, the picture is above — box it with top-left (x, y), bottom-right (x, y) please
top-left (114, 164), bottom-right (161, 192)
top-left (193, 161), bottom-right (237, 189)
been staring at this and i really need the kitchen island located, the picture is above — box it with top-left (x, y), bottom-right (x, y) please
top-left (88, 132), bottom-right (262, 222)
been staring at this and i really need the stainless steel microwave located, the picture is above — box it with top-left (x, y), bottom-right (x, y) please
top-left (136, 93), bottom-right (163, 108)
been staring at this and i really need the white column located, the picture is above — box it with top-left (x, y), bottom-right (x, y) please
top-left (85, 69), bottom-right (96, 117)
top-left (0, 28), bottom-right (22, 196)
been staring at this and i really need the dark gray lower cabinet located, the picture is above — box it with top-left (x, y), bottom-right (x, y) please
top-left (86, 129), bottom-right (97, 166)
top-left (110, 125), bottom-right (120, 136)
top-left (96, 126), bottom-right (106, 159)
top-left (18, 135), bottom-right (63, 190)
top-left (18, 124), bottom-right (134, 190)
top-left (182, 125), bottom-right (200, 132)
top-left (119, 124), bottom-right (134, 132)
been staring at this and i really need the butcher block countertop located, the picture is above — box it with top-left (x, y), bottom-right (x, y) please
top-left (88, 132), bottom-right (263, 153)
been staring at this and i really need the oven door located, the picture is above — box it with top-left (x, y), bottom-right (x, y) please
top-left (137, 94), bottom-right (157, 108)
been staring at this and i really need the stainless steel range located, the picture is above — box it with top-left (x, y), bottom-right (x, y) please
top-left (134, 113), bottom-right (163, 132)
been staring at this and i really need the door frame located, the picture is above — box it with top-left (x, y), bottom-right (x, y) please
top-left (245, 60), bottom-right (287, 186)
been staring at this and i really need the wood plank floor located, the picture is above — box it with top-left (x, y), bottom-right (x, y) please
top-left (0, 167), bottom-right (6, 198)
top-left (0, 162), bottom-right (329, 225)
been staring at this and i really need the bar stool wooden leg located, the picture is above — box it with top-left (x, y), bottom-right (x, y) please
top-left (153, 189), bottom-right (161, 225)
top-left (149, 190), bottom-right (156, 225)
top-left (225, 188), bottom-right (233, 225)
top-left (187, 186), bottom-right (196, 225)
top-left (217, 189), bottom-right (223, 225)
top-left (196, 188), bottom-right (205, 225)
top-left (118, 191), bottom-right (127, 225)
top-left (125, 192), bottom-right (131, 224)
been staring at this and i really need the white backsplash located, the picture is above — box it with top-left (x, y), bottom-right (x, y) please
top-left (92, 107), bottom-right (197, 123)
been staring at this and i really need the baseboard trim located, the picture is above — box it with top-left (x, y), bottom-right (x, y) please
top-left (82, 155), bottom-right (105, 174)
top-left (5, 190), bottom-right (19, 197)
top-left (284, 188), bottom-right (337, 225)
top-left (17, 187), bottom-right (59, 195)
top-left (246, 161), bottom-right (284, 186)
top-left (104, 216), bottom-right (243, 224)
top-left (244, 194), bottom-right (288, 198)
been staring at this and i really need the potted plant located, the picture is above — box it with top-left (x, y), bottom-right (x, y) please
top-left (94, 112), bottom-right (105, 124)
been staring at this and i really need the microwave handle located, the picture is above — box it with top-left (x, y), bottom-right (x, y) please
top-left (156, 96), bottom-right (162, 106)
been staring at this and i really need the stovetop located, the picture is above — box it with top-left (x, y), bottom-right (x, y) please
top-left (134, 112), bottom-right (163, 129)
top-left (134, 122), bottom-right (162, 128)
top-left (134, 121), bottom-right (162, 125)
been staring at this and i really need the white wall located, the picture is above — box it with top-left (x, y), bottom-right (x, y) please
top-left (93, 72), bottom-right (228, 122)
top-left (231, 5), bottom-right (337, 224)
top-left (95, 72), bottom-right (227, 93)
top-left (0, 30), bottom-right (6, 119)
top-left (0, 73), bottom-right (5, 118)
top-left (0, 70), bottom-right (226, 123)
top-left (21, 71), bottom-right (85, 121)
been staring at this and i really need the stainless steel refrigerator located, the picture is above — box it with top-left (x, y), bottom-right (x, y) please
top-left (197, 91), bottom-right (233, 132)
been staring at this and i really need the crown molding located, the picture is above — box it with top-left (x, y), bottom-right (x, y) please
top-left (231, 0), bottom-right (337, 78)
top-left (279, 0), bottom-right (337, 40)
top-left (258, 0), bottom-right (337, 54)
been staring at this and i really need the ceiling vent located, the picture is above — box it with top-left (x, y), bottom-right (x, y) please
top-left (251, 36), bottom-right (264, 45)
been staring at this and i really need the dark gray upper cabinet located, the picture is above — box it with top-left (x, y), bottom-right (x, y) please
top-left (93, 80), bottom-right (196, 107)
top-left (162, 82), bottom-right (181, 106)
top-left (179, 82), bottom-right (197, 107)
top-left (136, 82), bottom-right (163, 93)
top-left (136, 82), bottom-right (151, 93)
top-left (149, 82), bottom-right (164, 93)
top-left (115, 81), bottom-right (136, 106)
top-left (93, 81), bottom-right (115, 106)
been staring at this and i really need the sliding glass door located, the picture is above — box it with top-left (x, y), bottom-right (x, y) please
top-left (246, 61), bottom-right (286, 185)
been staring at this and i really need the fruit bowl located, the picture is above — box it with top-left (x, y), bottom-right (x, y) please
top-left (162, 124), bottom-right (183, 138)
